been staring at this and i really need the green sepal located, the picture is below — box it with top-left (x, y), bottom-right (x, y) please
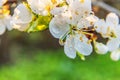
top-left (27, 14), bottom-right (52, 33)
top-left (76, 51), bottom-right (85, 61)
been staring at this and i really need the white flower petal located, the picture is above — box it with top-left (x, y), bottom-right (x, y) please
top-left (94, 19), bottom-right (110, 38)
top-left (27, 0), bottom-right (46, 15)
top-left (12, 4), bottom-right (32, 23)
top-left (94, 20), bottom-right (106, 33)
top-left (64, 35), bottom-right (76, 59)
top-left (77, 18), bottom-right (90, 29)
top-left (50, 6), bottom-right (67, 15)
top-left (107, 38), bottom-right (120, 51)
top-left (11, 21), bottom-right (29, 31)
top-left (11, 4), bottom-right (32, 31)
top-left (0, 24), bottom-right (6, 35)
top-left (72, 0), bottom-right (92, 13)
top-left (110, 49), bottom-right (120, 61)
top-left (106, 13), bottom-right (119, 26)
top-left (86, 15), bottom-right (99, 26)
top-left (4, 15), bottom-right (13, 31)
top-left (74, 34), bottom-right (93, 56)
top-left (49, 16), bottom-right (69, 38)
top-left (66, 0), bottom-right (73, 5)
top-left (115, 25), bottom-right (120, 38)
top-left (79, 0), bottom-right (92, 11)
top-left (27, 0), bottom-right (55, 15)
top-left (95, 42), bottom-right (108, 54)
top-left (0, 0), bottom-right (7, 7)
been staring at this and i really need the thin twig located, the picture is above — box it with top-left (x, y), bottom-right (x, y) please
top-left (92, 0), bottom-right (120, 17)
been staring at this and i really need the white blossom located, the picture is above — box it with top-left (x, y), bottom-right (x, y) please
top-left (11, 4), bottom-right (32, 31)
top-left (49, 0), bottom-right (94, 58)
top-left (94, 13), bottom-right (120, 51)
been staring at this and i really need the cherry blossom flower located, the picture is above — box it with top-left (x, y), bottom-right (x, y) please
top-left (49, 0), bottom-right (96, 58)
top-left (94, 13), bottom-right (120, 51)
top-left (11, 4), bottom-right (32, 31)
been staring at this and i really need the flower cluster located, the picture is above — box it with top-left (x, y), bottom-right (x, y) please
top-left (0, 0), bottom-right (120, 61)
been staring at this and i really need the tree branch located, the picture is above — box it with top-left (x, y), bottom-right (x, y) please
top-left (92, 0), bottom-right (120, 17)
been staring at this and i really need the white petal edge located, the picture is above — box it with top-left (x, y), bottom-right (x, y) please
top-left (74, 34), bottom-right (93, 56)
top-left (110, 49), bottom-right (120, 61)
top-left (107, 38), bottom-right (120, 51)
top-left (0, 25), bottom-right (6, 35)
top-left (49, 16), bottom-right (69, 38)
top-left (106, 13), bottom-right (119, 26)
top-left (12, 4), bottom-right (32, 23)
top-left (64, 35), bottom-right (76, 59)
top-left (95, 42), bottom-right (108, 54)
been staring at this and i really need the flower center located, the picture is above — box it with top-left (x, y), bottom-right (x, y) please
top-left (51, 0), bottom-right (57, 4)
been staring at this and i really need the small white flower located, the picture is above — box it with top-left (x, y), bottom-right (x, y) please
top-left (49, 15), bottom-right (93, 58)
top-left (106, 13), bottom-right (120, 51)
top-left (94, 13), bottom-right (120, 51)
top-left (95, 13), bottom-right (119, 38)
top-left (11, 4), bottom-right (32, 31)
top-left (110, 49), bottom-right (120, 61)
top-left (49, 0), bottom-right (94, 58)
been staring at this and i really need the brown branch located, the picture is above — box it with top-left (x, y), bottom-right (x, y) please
top-left (92, 0), bottom-right (120, 17)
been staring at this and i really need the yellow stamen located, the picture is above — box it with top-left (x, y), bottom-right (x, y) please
top-left (80, 0), bottom-right (84, 3)
top-left (51, 0), bottom-right (57, 4)
top-left (87, 40), bottom-right (92, 44)
top-left (80, 36), bottom-right (83, 42)
top-left (45, 5), bottom-right (51, 12)
top-left (0, 5), bottom-right (10, 18)
top-left (75, 11), bottom-right (79, 15)
top-left (37, 25), bottom-right (47, 31)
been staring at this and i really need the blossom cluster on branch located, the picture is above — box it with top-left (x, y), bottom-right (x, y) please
top-left (0, 0), bottom-right (120, 61)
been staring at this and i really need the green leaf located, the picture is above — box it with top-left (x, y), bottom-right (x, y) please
top-left (27, 15), bottom-right (52, 33)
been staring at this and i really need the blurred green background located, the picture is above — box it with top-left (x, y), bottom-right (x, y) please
top-left (0, 0), bottom-right (120, 80)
